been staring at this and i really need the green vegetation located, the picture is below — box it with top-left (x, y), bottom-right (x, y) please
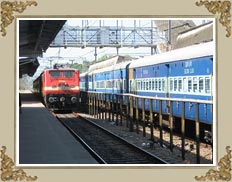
top-left (66, 63), bottom-right (82, 70)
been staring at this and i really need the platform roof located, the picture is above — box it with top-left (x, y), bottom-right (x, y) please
top-left (19, 20), bottom-right (66, 77)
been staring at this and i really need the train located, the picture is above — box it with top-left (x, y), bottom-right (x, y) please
top-left (33, 67), bottom-right (80, 111)
top-left (80, 41), bottom-right (214, 140)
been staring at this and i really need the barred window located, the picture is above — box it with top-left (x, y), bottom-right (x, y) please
top-left (137, 80), bottom-right (141, 90)
top-left (149, 80), bottom-right (152, 90)
top-left (205, 77), bottom-right (211, 94)
top-left (188, 77), bottom-right (192, 92)
top-left (162, 79), bottom-right (165, 91)
top-left (170, 78), bottom-right (173, 92)
top-left (193, 77), bottom-right (198, 93)
top-left (152, 79), bottom-right (155, 90)
top-left (178, 78), bottom-right (182, 92)
top-left (123, 79), bottom-right (126, 90)
top-left (183, 77), bottom-right (188, 92)
top-left (155, 79), bottom-right (158, 91)
top-left (174, 78), bottom-right (178, 92)
top-left (199, 77), bottom-right (204, 93)
top-left (146, 80), bottom-right (149, 90)
top-left (158, 79), bottom-right (162, 91)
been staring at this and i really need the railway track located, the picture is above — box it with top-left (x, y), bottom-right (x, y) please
top-left (54, 112), bottom-right (168, 164)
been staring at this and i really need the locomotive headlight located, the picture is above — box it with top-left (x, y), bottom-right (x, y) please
top-left (48, 97), bottom-right (55, 103)
top-left (71, 97), bottom-right (77, 103)
top-left (60, 96), bottom-right (65, 102)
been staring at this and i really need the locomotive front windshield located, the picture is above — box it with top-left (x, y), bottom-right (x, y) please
top-left (49, 70), bottom-right (75, 78)
top-left (63, 71), bottom-right (74, 78)
top-left (50, 71), bottom-right (61, 78)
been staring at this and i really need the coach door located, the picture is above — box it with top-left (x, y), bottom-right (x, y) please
top-left (120, 69), bottom-right (123, 94)
top-left (165, 64), bottom-right (170, 98)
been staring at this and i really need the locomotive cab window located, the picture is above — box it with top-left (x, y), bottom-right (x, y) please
top-left (50, 71), bottom-right (61, 78)
top-left (63, 71), bottom-right (74, 78)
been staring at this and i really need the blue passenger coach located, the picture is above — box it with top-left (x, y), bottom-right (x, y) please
top-left (128, 41), bottom-right (214, 124)
top-left (80, 72), bottom-right (88, 91)
top-left (80, 42), bottom-right (214, 125)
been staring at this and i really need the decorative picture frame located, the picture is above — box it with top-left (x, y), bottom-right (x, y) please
top-left (0, 0), bottom-right (231, 181)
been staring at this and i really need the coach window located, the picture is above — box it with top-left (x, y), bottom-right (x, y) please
top-left (118, 80), bottom-right (120, 89)
top-left (158, 79), bottom-right (162, 91)
top-left (155, 79), bottom-right (158, 91)
top-left (146, 80), bottom-right (149, 90)
top-left (199, 77), bottom-right (204, 93)
top-left (178, 78), bottom-right (182, 92)
top-left (183, 77), bottom-right (188, 92)
top-left (193, 77), bottom-right (198, 93)
top-left (152, 79), bottom-right (155, 90)
top-left (122, 79), bottom-right (124, 90)
top-left (129, 80), bottom-right (132, 91)
top-left (50, 71), bottom-right (60, 78)
top-left (137, 80), bottom-right (141, 90)
top-left (111, 80), bottom-right (113, 88)
top-left (174, 78), bottom-right (178, 92)
top-left (63, 71), bottom-right (74, 78)
top-left (107, 80), bottom-right (110, 88)
top-left (170, 78), bottom-right (173, 92)
top-left (162, 78), bottom-right (165, 91)
top-left (117, 80), bottom-right (120, 89)
top-left (149, 80), bottom-right (152, 90)
top-left (205, 77), bottom-right (210, 94)
top-left (188, 77), bottom-right (192, 92)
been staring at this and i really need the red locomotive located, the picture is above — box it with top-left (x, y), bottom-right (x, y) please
top-left (33, 67), bottom-right (80, 111)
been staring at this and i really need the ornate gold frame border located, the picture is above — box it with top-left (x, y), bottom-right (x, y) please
top-left (1, 145), bottom-right (231, 181)
top-left (195, 146), bottom-right (232, 181)
top-left (0, 0), bottom-right (231, 37)
top-left (1, 146), bottom-right (37, 181)
top-left (0, 0), bottom-right (37, 36)
top-left (196, 0), bottom-right (231, 37)
top-left (0, 0), bottom-right (231, 181)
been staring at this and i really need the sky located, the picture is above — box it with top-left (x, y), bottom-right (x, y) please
top-left (33, 18), bottom-right (212, 79)
top-left (41, 18), bottom-right (209, 64)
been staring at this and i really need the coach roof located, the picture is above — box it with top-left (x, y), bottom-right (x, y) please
top-left (129, 41), bottom-right (214, 69)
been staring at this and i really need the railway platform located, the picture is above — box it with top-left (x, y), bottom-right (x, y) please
top-left (19, 90), bottom-right (98, 165)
